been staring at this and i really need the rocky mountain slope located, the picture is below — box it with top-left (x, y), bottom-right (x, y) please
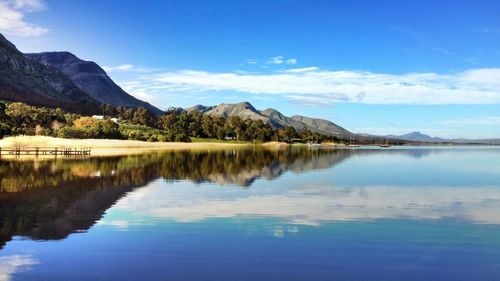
top-left (0, 33), bottom-right (99, 113)
top-left (26, 52), bottom-right (163, 115)
top-left (188, 101), bottom-right (352, 136)
top-left (290, 115), bottom-right (351, 136)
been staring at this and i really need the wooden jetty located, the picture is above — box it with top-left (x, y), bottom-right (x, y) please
top-left (0, 147), bottom-right (91, 157)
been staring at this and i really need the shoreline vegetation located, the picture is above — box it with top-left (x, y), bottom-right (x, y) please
top-left (0, 102), bottom-right (494, 156)
top-left (0, 101), bottom-right (345, 146)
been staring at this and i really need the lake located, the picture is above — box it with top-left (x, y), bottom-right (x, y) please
top-left (1, 146), bottom-right (500, 280)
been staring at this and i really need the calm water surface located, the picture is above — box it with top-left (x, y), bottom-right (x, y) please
top-left (1, 146), bottom-right (500, 280)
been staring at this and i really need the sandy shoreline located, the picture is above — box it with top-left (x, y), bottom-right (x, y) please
top-left (0, 136), bottom-right (260, 157)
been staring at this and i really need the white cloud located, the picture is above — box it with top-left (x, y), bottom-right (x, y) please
top-left (266, 56), bottom-right (298, 65)
top-left (0, 0), bottom-right (48, 37)
top-left (102, 64), bottom-right (135, 72)
top-left (103, 64), bottom-right (163, 74)
top-left (287, 92), bottom-right (349, 107)
top-left (459, 68), bottom-right (500, 86)
top-left (10, 0), bottom-right (46, 11)
top-left (267, 56), bottom-right (284, 64)
top-left (287, 94), bottom-right (335, 107)
top-left (284, 66), bottom-right (319, 73)
top-left (120, 67), bottom-right (500, 105)
top-left (118, 80), bottom-right (160, 105)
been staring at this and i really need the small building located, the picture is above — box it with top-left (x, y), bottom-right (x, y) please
top-left (91, 115), bottom-right (104, 120)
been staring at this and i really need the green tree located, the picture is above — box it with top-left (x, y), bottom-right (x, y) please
top-left (277, 126), bottom-right (298, 143)
top-left (132, 107), bottom-right (154, 127)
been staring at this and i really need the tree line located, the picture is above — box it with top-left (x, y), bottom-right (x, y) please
top-left (0, 101), bottom-right (341, 143)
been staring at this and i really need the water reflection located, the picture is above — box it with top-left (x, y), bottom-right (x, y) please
top-left (0, 148), bottom-right (350, 248)
top-left (117, 181), bottom-right (500, 226)
top-left (0, 255), bottom-right (38, 281)
top-left (1, 147), bottom-right (499, 249)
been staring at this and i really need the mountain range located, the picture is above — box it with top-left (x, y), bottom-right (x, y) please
top-left (361, 131), bottom-right (500, 144)
top-left (387, 132), bottom-right (447, 142)
top-left (186, 101), bottom-right (353, 137)
top-left (0, 33), bottom-right (162, 114)
top-left (1, 32), bottom-right (351, 136)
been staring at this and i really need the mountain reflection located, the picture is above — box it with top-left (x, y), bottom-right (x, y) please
top-left (1, 147), bottom-right (498, 249)
top-left (0, 148), bottom-right (354, 248)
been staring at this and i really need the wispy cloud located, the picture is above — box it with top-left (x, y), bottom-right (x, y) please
top-left (117, 67), bottom-right (500, 106)
top-left (0, 0), bottom-right (48, 37)
top-left (102, 64), bottom-right (135, 72)
top-left (284, 66), bottom-right (319, 73)
top-left (267, 56), bottom-right (297, 65)
top-left (102, 64), bottom-right (162, 73)
top-left (245, 59), bottom-right (258, 64)
top-left (118, 80), bottom-right (161, 105)
top-left (267, 56), bottom-right (284, 64)
top-left (288, 92), bottom-right (349, 107)
top-left (287, 94), bottom-right (334, 107)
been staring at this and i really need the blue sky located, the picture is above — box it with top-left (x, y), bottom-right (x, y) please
top-left (1, 0), bottom-right (500, 138)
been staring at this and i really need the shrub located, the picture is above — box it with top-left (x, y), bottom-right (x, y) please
top-left (175, 133), bottom-right (191, 142)
top-left (0, 122), bottom-right (12, 138)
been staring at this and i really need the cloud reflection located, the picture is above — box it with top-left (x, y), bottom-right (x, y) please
top-left (0, 255), bottom-right (39, 281)
top-left (112, 180), bottom-right (500, 226)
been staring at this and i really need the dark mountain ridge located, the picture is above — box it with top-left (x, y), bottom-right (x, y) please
top-left (0, 34), bottom-right (99, 114)
top-left (0, 33), bottom-right (163, 115)
top-left (26, 52), bottom-right (163, 115)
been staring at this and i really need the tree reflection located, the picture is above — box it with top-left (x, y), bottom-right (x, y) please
top-left (0, 148), bottom-right (354, 248)
top-left (0, 147), bottom-right (439, 249)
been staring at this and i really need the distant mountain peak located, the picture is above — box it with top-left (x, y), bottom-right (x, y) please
top-left (238, 101), bottom-right (252, 106)
top-left (188, 101), bottom-right (352, 136)
top-left (387, 131), bottom-right (446, 142)
top-left (234, 101), bottom-right (257, 110)
top-left (261, 108), bottom-right (285, 118)
top-left (204, 101), bottom-right (266, 120)
top-left (403, 131), bottom-right (430, 137)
